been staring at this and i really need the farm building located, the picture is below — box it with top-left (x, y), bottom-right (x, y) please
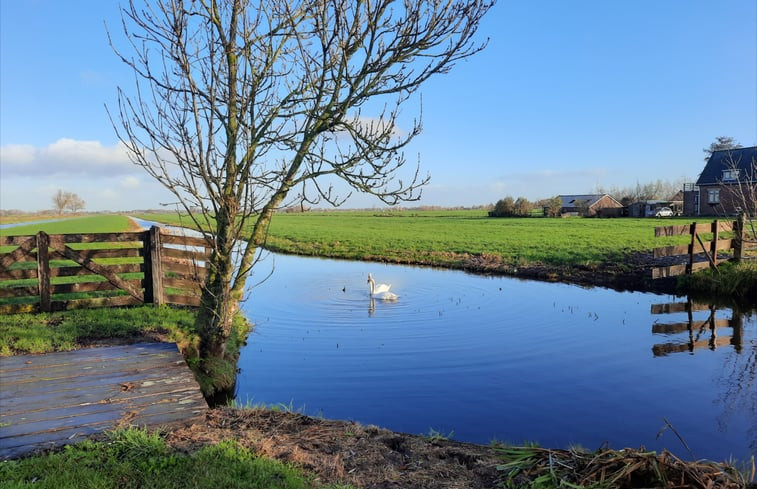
top-left (626, 198), bottom-right (683, 217)
top-left (558, 194), bottom-right (623, 217)
top-left (683, 146), bottom-right (757, 216)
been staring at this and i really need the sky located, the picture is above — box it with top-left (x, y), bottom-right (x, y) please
top-left (1, 1), bottom-right (756, 212)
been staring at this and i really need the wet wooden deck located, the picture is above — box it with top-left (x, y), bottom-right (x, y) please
top-left (0, 342), bottom-right (207, 459)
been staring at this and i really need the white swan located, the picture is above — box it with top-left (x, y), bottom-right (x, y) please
top-left (368, 273), bottom-right (398, 301)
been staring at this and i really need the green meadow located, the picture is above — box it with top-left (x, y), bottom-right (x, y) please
top-left (136, 210), bottom-right (701, 267)
top-left (0, 214), bottom-right (137, 236)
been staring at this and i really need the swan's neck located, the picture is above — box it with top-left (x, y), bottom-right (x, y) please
top-left (369, 279), bottom-right (374, 295)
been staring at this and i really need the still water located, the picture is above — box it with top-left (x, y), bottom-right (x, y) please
top-left (235, 253), bottom-right (755, 462)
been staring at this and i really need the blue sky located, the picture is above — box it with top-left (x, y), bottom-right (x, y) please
top-left (1, 1), bottom-right (755, 212)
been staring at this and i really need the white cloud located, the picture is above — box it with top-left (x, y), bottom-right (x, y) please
top-left (0, 138), bottom-right (133, 176)
top-left (121, 176), bottom-right (140, 188)
top-left (0, 144), bottom-right (36, 164)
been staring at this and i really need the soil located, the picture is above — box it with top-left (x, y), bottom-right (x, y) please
top-left (162, 407), bottom-right (753, 489)
top-left (166, 407), bottom-right (503, 489)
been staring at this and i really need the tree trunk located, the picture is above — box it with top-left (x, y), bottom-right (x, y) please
top-left (196, 209), bottom-right (240, 359)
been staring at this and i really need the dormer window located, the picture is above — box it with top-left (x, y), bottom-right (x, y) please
top-left (722, 169), bottom-right (739, 181)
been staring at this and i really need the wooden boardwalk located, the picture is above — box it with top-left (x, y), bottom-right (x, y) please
top-left (0, 342), bottom-right (207, 459)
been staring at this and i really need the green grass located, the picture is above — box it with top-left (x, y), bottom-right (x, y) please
top-left (680, 260), bottom-right (757, 305)
top-left (0, 215), bottom-right (138, 236)
top-left (0, 428), bottom-right (352, 489)
top-left (0, 305), bottom-right (197, 356)
top-left (136, 210), bottom-right (706, 267)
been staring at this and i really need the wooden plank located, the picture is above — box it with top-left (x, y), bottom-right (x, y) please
top-left (0, 286), bottom-right (38, 299)
top-left (163, 277), bottom-right (202, 292)
top-left (652, 239), bottom-right (733, 259)
top-left (162, 247), bottom-right (210, 261)
top-left (652, 318), bottom-right (731, 334)
top-left (163, 260), bottom-right (207, 280)
top-left (1, 375), bottom-right (201, 412)
top-left (161, 234), bottom-right (210, 248)
top-left (0, 235), bottom-right (35, 246)
top-left (654, 221), bottom-right (733, 237)
top-left (0, 346), bottom-right (181, 383)
top-left (57, 232), bottom-right (146, 244)
top-left (652, 336), bottom-right (734, 356)
top-left (51, 279), bottom-right (143, 295)
top-left (51, 263), bottom-right (143, 278)
top-left (0, 342), bottom-right (206, 460)
top-left (50, 248), bottom-right (144, 260)
top-left (164, 294), bottom-right (202, 307)
top-left (0, 303), bottom-right (38, 314)
top-left (50, 243), bottom-right (144, 302)
top-left (55, 295), bottom-right (142, 311)
top-left (0, 236), bottom-right (35, 270)
top-left (654, 224), bottom-right (691, 237)
top-left (653, 243), bottom-right (690, 258)
top-left (0, 342), bottom-right (178, 371)
top-left (0, 268), bottom-right (37, 280)
top-left (652, 261), bottom-right (711, 279)
top-left (0, 253), bottom-right (36, 264)
top-left (650, 302), bottom-right (712, 314)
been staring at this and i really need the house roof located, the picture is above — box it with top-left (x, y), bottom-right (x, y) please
top-left (558, 194), bottom-right (621, 209)
top-left (696, 146), bottom-right (757, 185)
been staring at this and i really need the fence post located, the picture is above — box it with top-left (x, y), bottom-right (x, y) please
top-left (36, 231), bottom-right (51, 312)
top-left (687, 222), bottom-right (697, 275)
top-left (710, 220), bottom-right (719, 268)
top-left (149, 226), bottom-right (164, 305)
top-left (733, 212), bottom-right (745, 263)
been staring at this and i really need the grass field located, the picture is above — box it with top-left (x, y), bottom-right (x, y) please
top-left (0, 214), bottom-right (138, 236)
top-left (136, 210), bottom-right (704, 268)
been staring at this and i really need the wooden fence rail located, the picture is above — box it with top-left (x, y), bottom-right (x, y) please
top-left (650, 300), bottom-right (744, 356)
top-left (652, 214), bottom-right (754, 279)
top-left (0, 227), bottom-right (209, 314)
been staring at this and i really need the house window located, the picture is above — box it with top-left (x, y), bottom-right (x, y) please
top-left (722, 169), bottom-right (739, 181)
top-left (707, 188), bottom-right (720, 204)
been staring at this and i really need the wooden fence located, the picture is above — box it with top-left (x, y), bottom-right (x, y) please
top-left (652, 214), bottom-right (753, 279)
top-left (0, 227), bottom-right (209, 314)
top-left (650, 300), bottom-right (744, 356)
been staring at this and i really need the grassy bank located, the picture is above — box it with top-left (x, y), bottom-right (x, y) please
top-left (136, 210), bottom-right (700, 266)
top-left (0, 428), bottom-right (352, 489)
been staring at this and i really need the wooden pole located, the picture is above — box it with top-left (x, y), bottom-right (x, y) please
top-left (149, 226), bottom-right (164, 306)
top-left (733, 212), bottom-right (745, 262)
top-left (687, 222), bottom-right (697, 275)
top-left (710, 220), bottom-right (719, 268)
top-left (36, 231), bottom-right (51, 312)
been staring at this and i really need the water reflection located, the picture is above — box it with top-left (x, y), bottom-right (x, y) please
top-left (234, 254), bottom-right (756, 462)
top-left (651, 299), bottom-right (756, 455)
top-left (651, 300), bottom-right (745, 356)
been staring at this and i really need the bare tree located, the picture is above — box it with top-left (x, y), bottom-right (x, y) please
top-left (66, 194), bottom-right (86, 213)
top-left (703, 136), bottom-right (742, 162)
top-left (52, 189), bottom-right (70, 214)
top-left (721, 151), bottom-right (757, 241)
top-left (596, 178), bottom-right (686, 203)
top-left (109, 0), bottom-right (493, 360)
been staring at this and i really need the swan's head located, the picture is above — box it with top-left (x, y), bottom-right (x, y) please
top-left (367, 273), bottom-right (374, 285)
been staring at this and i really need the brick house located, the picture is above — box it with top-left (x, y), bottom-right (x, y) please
top-left (558, 194), bottom-right (623, 217)
top-left (683, 146), bottom-right (757, 217)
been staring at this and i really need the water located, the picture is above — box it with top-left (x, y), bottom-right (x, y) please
top-left (0, 219), bottom-right (65, 229)
top-left (235, 253), bottom-right (756, 462)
